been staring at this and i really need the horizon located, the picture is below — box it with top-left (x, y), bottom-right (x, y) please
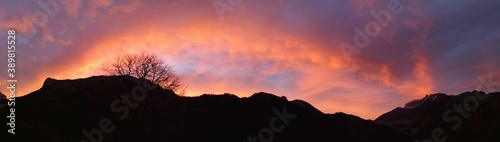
top-left (1, 0), bottom-right (500, 120)
top-left (0, 74), bottom-right (497, 120)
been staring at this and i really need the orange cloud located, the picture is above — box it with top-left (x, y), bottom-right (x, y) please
top-left (3, 0), bottom-right (497, 120)
top-left (64, 0), bottom-right (82, 18)
top-left (0, 2), bottom-right (417, 119)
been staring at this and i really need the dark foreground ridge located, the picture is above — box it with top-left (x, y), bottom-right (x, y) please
top-left (375, 91), bottom-right (500, 142)
top-left (0, 92), bottom-right (5, 100)
top-left (0, 75), bottom-right (407, 142)
top-left (1, 76), bottom-right (498, 141)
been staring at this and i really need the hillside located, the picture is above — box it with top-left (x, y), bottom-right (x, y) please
top-left (375, 91), bottom-right (500, 142)
top-left (0, 75), bottom-right (408, 142)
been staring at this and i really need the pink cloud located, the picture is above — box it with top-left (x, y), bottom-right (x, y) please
top-left (1, 0), bottom-right (499, 120)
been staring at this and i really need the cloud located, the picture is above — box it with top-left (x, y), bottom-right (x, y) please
top-left (64, 0), bottom-right (82, 18)
top-left (0, 0), bottom-right (499, 119)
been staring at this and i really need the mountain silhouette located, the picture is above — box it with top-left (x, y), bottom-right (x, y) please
top-left (0, 92), bottom-right (5, 100)
top-left (1, 76), bottom-right (498, 141)
top-left (0, 92), bottom-right (5, 109)
top-left (375, 91), bottom-right (500, 142)
top-left (0, 75), bottom-right (409, 142)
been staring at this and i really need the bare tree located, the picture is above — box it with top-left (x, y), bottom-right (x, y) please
top-left (103, 53), bottom-right (185, 95)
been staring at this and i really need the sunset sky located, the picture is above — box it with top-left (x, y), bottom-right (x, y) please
top-left (1, 0), bottom-right (499, 119)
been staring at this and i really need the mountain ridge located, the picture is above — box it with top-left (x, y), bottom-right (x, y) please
top-left (1, 75), bottom-right (497, 141)
top-left (375, 91), bottom-right (500, 141)
top-left (0, 75), bottom-right (409, 142)
top-left (0, 92), bottom-right (5, 100)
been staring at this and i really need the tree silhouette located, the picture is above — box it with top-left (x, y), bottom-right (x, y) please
top-left (103, 53), bottom-right (185, 95)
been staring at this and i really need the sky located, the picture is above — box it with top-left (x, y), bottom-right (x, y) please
top-left (0, 0), bottom-right (499, 119)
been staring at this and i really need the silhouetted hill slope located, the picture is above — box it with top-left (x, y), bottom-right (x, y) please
top-left (0, 75), bottom-right (409, 142)
top-left (375, 91), bottom-right (500, 142)
top-left (290, 99), bottom-right (321, 112)
top-left (0, 92), bottom-right (5, 100)
top-left (0, 92), bottom-right (6, 109)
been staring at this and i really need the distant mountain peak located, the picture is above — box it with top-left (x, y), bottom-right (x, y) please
top-left (403, 93), bottom-right (448, 109)
top-left (375, 91), bottom-right (500, 141)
